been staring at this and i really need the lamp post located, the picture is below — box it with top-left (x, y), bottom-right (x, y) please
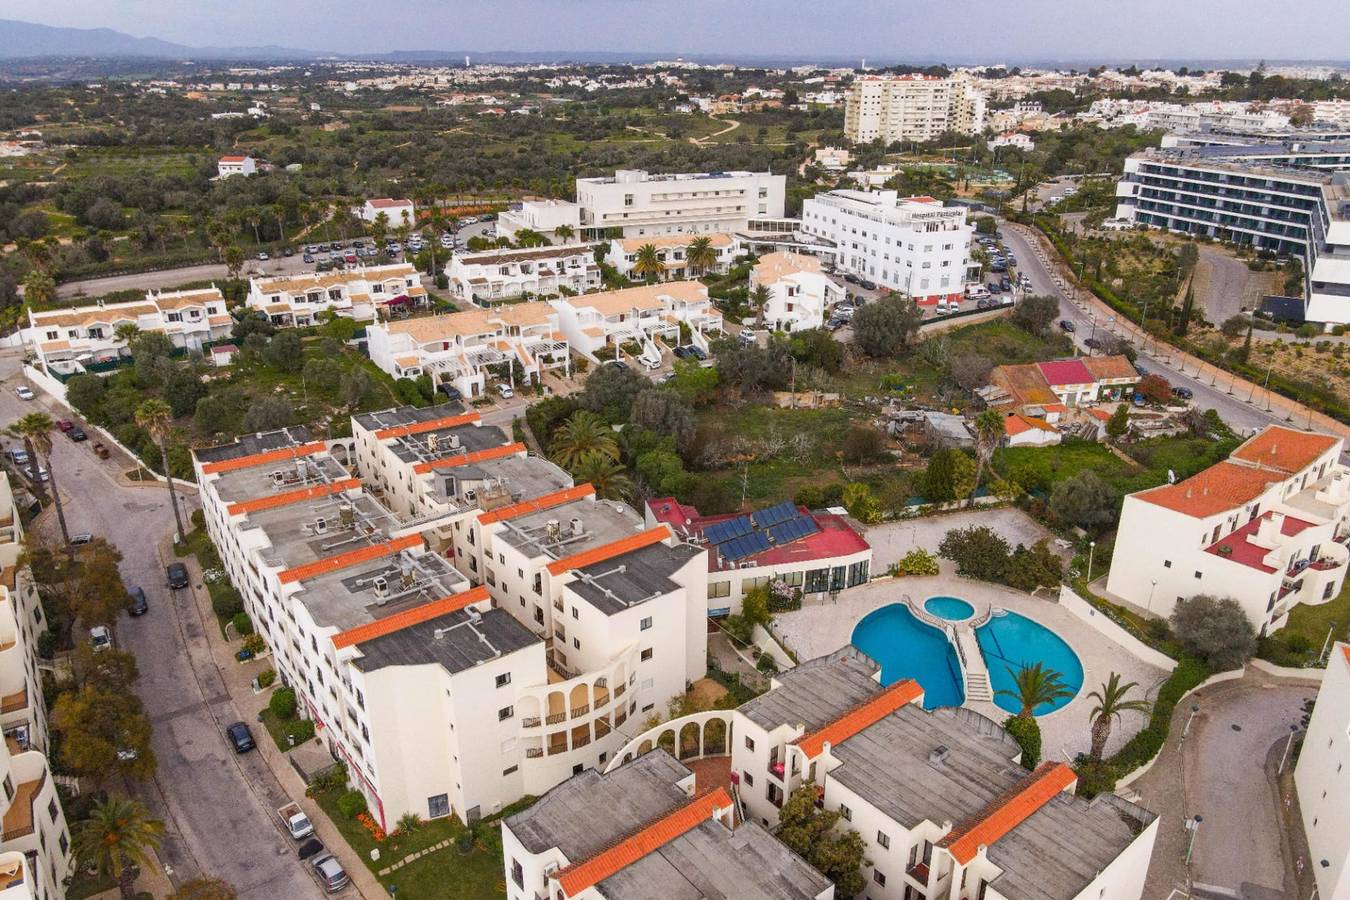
top-left (1147, 579), bottom-right (1157, 615)
top-left (1183, 703), bottom-right (1200, 739)
top-left (1087, 541), bottom-right (1096, 582)
top-left (1184, 815), bottom-right (1204, 865)
top-left (1279, 723), bottom-right (1300, 773)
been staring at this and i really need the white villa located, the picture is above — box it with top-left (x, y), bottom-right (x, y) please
top-left (360, 198), bottom-right (415, 225)
top-left (548, 281), bottom-right (722, 362)
top-left (447, 244), bottom-right (600, 305)
top-left (749, 251), bottom-right (844, 332)
top-left (604, 233), bottom-right (740, 282)
top-left (245, 264), bottom-right (426, 325)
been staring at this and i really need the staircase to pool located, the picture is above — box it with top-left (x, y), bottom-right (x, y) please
top-left (902, 595), bottom-right (994, 704)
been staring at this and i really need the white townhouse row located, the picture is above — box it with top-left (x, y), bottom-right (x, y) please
top-left (0, 475), bottom-right (73, 900)
top-left (844, 74), bottom-right (987, 144)
top-left (603, 233), bottom-right (740, 282)
top-left (365, 301), bottom-right (571, 400)
top-left (194, 410), bottom-right (710, 831)
top-left (25, 288), bottom-right (233, 375)
top-left (1107, 425), bottom-right (1350, 633)
top-left (447, 243), bottom-right (601, 304)
top-left (800, 189), bottom-right (977, 306)
top-left (1295, 641), bottom-right (1350, 900)
top-left (747, 251), bottom-right (845, 332)
top-left (548, 281), bottom-right (723, 362)
top-left (245, 264), bottom-right (427, 326)
top-left (575, 169), bottom-right (785, 238)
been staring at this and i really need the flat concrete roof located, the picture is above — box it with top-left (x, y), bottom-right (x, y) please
top-left (208, 452), bottom-right (352, 508)
top-left (430, 455), bottom-right (572, 509)
top-left (194, 427), bottom-right (313, 465)
top-left (498, 495), bottom-right (647, 561)
top-left (738, 649), bottom-right (880, 732)
top-left (567, 541), bottom-right (701, 616)
top-left (352, 606), bottom-right (540, 675)
top-left (353, 401), bottom-right (467, 433)
top-left (388, 422), bottom-right (505, 465)
top-left (298, 546), bottom-right (471, 634)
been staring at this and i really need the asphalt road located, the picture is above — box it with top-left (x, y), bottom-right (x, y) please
top-left (0, 354), bottom-right (323, 899)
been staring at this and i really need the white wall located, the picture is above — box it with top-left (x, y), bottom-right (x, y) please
top-left (1296, 645), bottom-right (1350, 900)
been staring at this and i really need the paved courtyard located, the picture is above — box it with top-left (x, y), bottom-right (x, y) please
top-left (770, 566), bottom-right (1171, 760)
top-left (864, 507), bottom-right (1067, 575)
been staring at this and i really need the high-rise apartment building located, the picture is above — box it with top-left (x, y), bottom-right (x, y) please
top-left (844, 74), bottom-right (987, 144)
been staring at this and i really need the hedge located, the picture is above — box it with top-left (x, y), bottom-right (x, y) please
top-left (1004, 715), bottom-right (1041, 770)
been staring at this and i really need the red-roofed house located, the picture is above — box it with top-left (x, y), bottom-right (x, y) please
top-left (217, 154), bottom-right (256, 178)
top-left (986, 355), bottom-right (1138, 410)
top-left (1108, 424), bottom-right (1349, 632)
top-left (360, 198), bottom-right (415, 225)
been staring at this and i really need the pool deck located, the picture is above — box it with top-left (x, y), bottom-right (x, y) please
top-left (770, 564), bottom-right (1171, 761)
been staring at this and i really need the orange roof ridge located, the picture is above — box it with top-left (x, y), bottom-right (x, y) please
top-left (200, 442), bottom-right (326, 475)
top-left (412, 442), bottom-right (526, 475)
top-left (941, 761), bottom-right (1077, 864)
top-left (556, 788), bottom-right (732, 895)
top-left (477, 483), bottom-right (595, 525)
top-left (226, 478), bottom-right (361, 516)
top-left (1341, 644), bottom-right (1350, 670)
top-left (545, 526), bottom-right (671, 577)
top-left (331, 585), bottom-right (490, 649)
top-left (791, 679), bottom-right (924, 758)
top-left (373, 412), bottom-right (481, 440)
top-left (278, 534), bottom-right (423, 585)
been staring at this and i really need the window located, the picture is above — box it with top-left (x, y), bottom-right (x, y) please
top-left (877, 831), bottom-right (890, 849)
top-left (511, 859), bottom-right (524, 889)
top-left (640, 616), bottom-right (652, 631)
top-left (498, 705), bottom-right (514, 721)
top-left (428, 794), bottom-right (450, 819)
top-left (495, 673), bottom-right (511, 688)
top-left (873, 870), bottom-right (886, 886)
top-left (744, 772), bottom-right (754, 787)
top-left (708, 581), bottom-right (731, 599)
top-left (641, 648), bottom-right (653, 661)
top-left (1194, 571), bottom-right (1203, 580)
top-left (572, 607), bottom-right (579, 619)
top-left (502, 765), bottom-right (519, 776)
top-left (745, 736), bottom-right (756, 751)
top-left (743, 575), bottom-right (770, 593)
top-left (1163, 560), bottom-right (1172, 568)
top-left (839, 803), bottom-right (852, 821)
top-left (573, 763), bottom-right (585, 775)
top-left (572, 637), bottom-right (580, 650)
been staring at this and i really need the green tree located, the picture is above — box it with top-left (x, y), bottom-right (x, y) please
top-left (1170, 595), bottom-right (1257, 670)
top-left (263, 331), bottom-right (305, 373)
top-left (571, 452), bottom-right (634, 501)
top-left (921, 448), bottom-right (976, 503)
top-left (969, 408), bottom-right (1005, 505)
top-left (525, 395), bottom-right (580, 453)
top-left (851, 295), bottom-right (923, 357)
top-left (1105, 403), bottom-right (1129, 439)
top-left (842, 482), bottom-right (882, 524)
top-left (1086, 672), bottom-right (1151, 760)
top-left (997, 662), bottom-right (1074, 719)
top-left (938, 525), bottom-right (1010, 582)
top-left (193, 396), bottom-right (231, 435)
top-left (578, 361), bottom-right (648, 422)
top-left (113, 322), bottom-right (141, 352)
top-left (73, 796), bottom-right (164, 900)
top-left (553, 224), bottom-right (575, 243)
top-left (241, 396), bottom-right (294, 432)
top-left (10, 412), bottom-right (70, 544)
top-left (749, 283), bottom-right (772, 327)
top-left (340, 367), bottom-right (371, 410)
top-left (22, 268), bottom-right (56, 307)
top-left (1010, 295), bottom-right (1059, 335)
top-left (666, 357), bottom-right (719, 406)
top-left (163, 368), bottom-right (207, 418)
top-left (685, 236), bottom-right (718, 276)
top-left (550, 411), bottom-right (619, 470)
top-left (628, 389), bottom-right (694, 446)
top-left (631, 243), bottom-right (666, 281)
top-left (776, 781), bottom-right (867, 897)
top-left (135, 399), bottom-right (186, 543)
top-left (1003, 714), bottom-right (1042, 770)
top-left (70, 540), bottom-right (131, 634)
top-left (223, 245), bottom-right (245, 279)
top-left (370, 211), bottom-right (390, 246)
top-left (52, 680), bottom-right (156, 785)
top-left (1048, 471), bottom-right (1119, 532)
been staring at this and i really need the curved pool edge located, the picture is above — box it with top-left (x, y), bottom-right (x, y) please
top-left (976, 608), bottom-right (1085, 718)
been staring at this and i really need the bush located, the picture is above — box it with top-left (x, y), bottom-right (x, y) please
top-left (211, 586), bottom-right (244, 620)
top-left (1004, 715), bottom-right (1041, 770)
top-left (336, 790), bottom-right (367, 820)
top-left (258, 669), bottom-right (276, 688)
top-left (756, 654), bottom-right (779, 674)
top-left (242, 634), bottom-right (266, 656)
top-left (1170, 595), bottom-right (1256, 671)
top-left (230, 612), bottom-right (254, 636)
top-left (939, 525), bottom-right (1010, 582)
top-left (892, 548), bottom-right (939, 577)
top-left (270, 687), bottom-right (297, 719)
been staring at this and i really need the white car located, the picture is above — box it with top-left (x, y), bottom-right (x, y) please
top-left (497, 385), bottom-right (515, 400)
top-left (89, 625), bottom-right (112, 652)
top-left (14, 386), bottom-right (34, 401)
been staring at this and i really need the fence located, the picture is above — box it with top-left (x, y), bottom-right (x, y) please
top-left (1057, 585), bottom-right (1177, 671)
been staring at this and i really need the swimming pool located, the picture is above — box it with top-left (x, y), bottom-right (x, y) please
top-left (977, 610), bottom-right (1084, 716)
top-left (850, 605), bottom-right (965, 709)
top-left (925, 596), bottom-right (975, 621)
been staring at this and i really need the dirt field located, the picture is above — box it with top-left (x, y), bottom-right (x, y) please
top-left (1191, 245), bottom-right (1284, 324)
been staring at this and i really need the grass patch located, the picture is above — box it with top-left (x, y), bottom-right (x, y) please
top-left (259, 706), bottom-right (316, 752)
top-left (66, 868), bottom-right (117, 900)
top-left (1259, 578), bottom-right (1350, 667)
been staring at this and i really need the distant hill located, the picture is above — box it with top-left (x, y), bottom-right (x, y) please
top-left (0, 18), bottom-right (318, 61)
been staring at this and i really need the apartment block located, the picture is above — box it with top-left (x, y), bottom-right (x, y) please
top-left (498, 199), bottom-right (582, 242)
top-left (748, 251), bottom-right (845, 332)
top-left (575, 169), bottom-right (786, 239)
top-left (548, 282), bottom-right (722, 362)
top-left (502, 750), bottom-right (833, 900)
top-left (1106, 425), bottom-right (1349, 632)
top-left (246, 264), bottom-right (426, 325)
top-left (447, 244), bottom-right (600, 304)
top-left (1295, 642), bottom-right (1350, 900)
top-left (25, 288), bottom-right (232, 377)
top-left (365, 302), bottom-right (571, 399)
top-left (800, 190), bottom-right (975, 303)
top-left (844, 74), bottom-right (987, 144)
top-left (604, 233), bottom-right (740, 281)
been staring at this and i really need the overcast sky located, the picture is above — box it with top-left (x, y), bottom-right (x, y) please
top-left (10, 1), bottom-right (1348, 62)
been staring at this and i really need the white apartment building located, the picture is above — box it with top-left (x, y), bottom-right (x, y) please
top-left (502, 750), bottom-right (832, 900)
top-left (216, 155), bottom-right (256, 178)
top-left (575, 169), bottom-right (786, 238)
top-left (548, 282), bottom-right (722, 362)
top-left (1106, 425), bottom-right (1349, 633)
top-left (498, 199), bottom-right (582, 242)
top-left (26, 288), bottom-right (232, 376)
top-left (604, 233), bottom-right (739, 282)
top-left (725, 651), bottom-right (1157, 900)
top-left (800, 190), bottom-right (975, 305)
top-left (747, 251), bottom-right (844, 332)
top-left (447, 244), bottom-right (600, 304)
top-left (1295, 642), bottom-right (1350, 900)
top-left (246, 264), bottom-right (426, 326)
top-left (0, 475), bottom-right (73, 900)
top-left (844, 74), bottom-right (987, 144)
top-left (365, 301), bottom-right (571, 399)
top-left (360, 198), bottom-right (415, 226)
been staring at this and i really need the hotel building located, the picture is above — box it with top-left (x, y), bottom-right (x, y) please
top-left (575, 169), bottom-right (785, 239)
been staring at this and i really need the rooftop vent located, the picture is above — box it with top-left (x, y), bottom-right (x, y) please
top-left (448, 433), bottom-right (461, 450)
top-left (373, 575), bottom-right (389, 597)
top-left (929, 745), bottom-right (950, 766)
top-left (546, 519), bottom-right (561, 540)
top-left (427, 433), bottom-right (440, 452)
top-left (339, 504), bottom-right (355, 527)
top-left (570, 517), bottom-right (584, 537)
top-left (314, 516), bottom-right (328, 535)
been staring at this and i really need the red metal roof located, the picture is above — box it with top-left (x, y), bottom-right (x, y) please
top-left (1204, 511), bottom-right (1317, 573)
top-left (645, 498), bottom-right (869, 571)
top-left (1035, 358), bottom-right (1096, 386)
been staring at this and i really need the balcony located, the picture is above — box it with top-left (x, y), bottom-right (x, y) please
top-left (767, 759), bottom-right (785, 780)
top-left (544, 711), bottom-right (566, 726)
top-left (525, 747), bottom-right (544, 759)
top-left (570, 704), bottom-right (590, 719)
top-left (906, 861), bottom-right (931, 886)
top-left (521, 716), bottom-right (542, 728)
top-left (1, 770), bottom-right (44, 841)
top-left (0, 688), bottom-right (26, 715)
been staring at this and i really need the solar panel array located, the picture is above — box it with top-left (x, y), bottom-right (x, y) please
top-left (720, 531), bottom-right (773, 562)
top-left (751, 501), bottom-right (798, 529)
top-left (708, 499), bottom-right (825, 564)
top-left (766, 516), bottom-right (820, 546)
top-left (703, 515), bottom-right (753, 545)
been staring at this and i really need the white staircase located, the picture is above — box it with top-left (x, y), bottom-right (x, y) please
top-left (956, 626), bottom-right (993, 703)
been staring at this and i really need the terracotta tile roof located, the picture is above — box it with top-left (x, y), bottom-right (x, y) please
top-left (1135, 461), bottom-right (1284, 518)
top-left (989, 363), bottom-right (1058, 407)
top-left (1081, 354), bottom-right (1138, 381)
top-left (373, 412), bottom-right (481, 440)
top-left (331, 585), bottom-right (489, 649)
top-left (1004, 414), bottom-right (1056, 437)
top-left (1086, 407), bottom-right (1114, 422)
top-left (565, 281), bottom-right (708, 316)
top-left (369, 198), bottom-right (412, 208)
top-left (546, 526), bottom-right (672, 577)
top-left (752, 251), bottom-right (827, 284)
top-left (1036, 358), bottom-right (1095, 387)
top-left (477, 484), bottom-right (595, 525)
top-left (791, 679), bottom-right (924, 758)
top-left (200, 442), bottom-right (327, 475)
top-left (555, 788), bottom-right (733, 896)
top-left (1231, 425), bottom-right (1340, 475)
top-left (278, 534), bottom-right (423, 585)
top-left (226, 478), bottom-right (360, 516)
top-left (941, 762), bottom-right (1078, 864)
top-left (412, 442), bottom-right (526, 474)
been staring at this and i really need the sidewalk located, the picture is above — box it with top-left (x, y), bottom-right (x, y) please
top-left (163, 536), bottom-right (386, 900)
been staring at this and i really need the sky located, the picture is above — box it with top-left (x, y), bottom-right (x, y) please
top-left (9, 0), bottom-right (1349, 62)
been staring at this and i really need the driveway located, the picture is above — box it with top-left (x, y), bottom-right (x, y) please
top-left (0, 353), bottom-right (323, 898)
top-left (1191, 245), bottom-right (1279, 325)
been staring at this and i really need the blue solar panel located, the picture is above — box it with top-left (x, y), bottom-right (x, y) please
top-left (704, 516), bottom-right (752, 545)
top-left (752, 501), bottom-right (798, 529)
top-left (767, 516), bottom-right (820, 546)
top-left (720, 531), bottom-right (772, 562)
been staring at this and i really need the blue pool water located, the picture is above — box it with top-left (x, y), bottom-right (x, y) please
top-left (978, 611), bottom-right (1084, 716)
top-left (925, 596), bottom-right (975, 621)
top-left (850, 605), bottom-right (965, 709)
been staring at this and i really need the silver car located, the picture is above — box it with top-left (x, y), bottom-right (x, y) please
top-left (311, 854), bottom-right (349, 893)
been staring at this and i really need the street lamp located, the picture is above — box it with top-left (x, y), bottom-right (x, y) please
top-left (1147, 579), bottom-right (1157, 614)
top-left (1183, 704), bottom-right (1200, 739)
top-left (1184, 815), bottom-right (1204, 865)
top-left (1087, 541), bottom-right (1096, 582)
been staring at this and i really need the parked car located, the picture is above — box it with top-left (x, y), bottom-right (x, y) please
top-left (89, 625), bottom-right (113, 652)
top-left (67, 426), bottom-right (87, 442)
top-left (6, 447), bottom-right (29, 467)
top-left (1172, 386), bottom-right (1194, 400)
top-left (436, 384), bottom-right (463, 402)
top-left (14, 386), bottom-right (34, 401)
top-left (687, 346), bottom-right (708, 361)
top-left (257, 251), bottom-right (269, 261)
top-left (56, 420), bottom-right (74, 432)
top-left (297, 839), bottom-right (326, 861)
top-left (226, 721), bottom-right (255, 754)
top-left (70, 533), bottom-right (93, 546)
top-left (128, 587), bottom-right (149, 616)
top-left (671, 346), bottom-right (692, 359)
top-left (92, 442), bottom-right (110, 459)
top-left (1135, 365), bottom-right (1150, 377)
top-left (1084, 337), bottom-right (1104, 350)
top-left (497, 384), bottom-right (515, 399)
top-left (278, 802), bottom-right (315, 840)
top-left (1058, 320), bottom-right (1076, 332)
top-left (282, 247), bottom-right (295, 257)
top-left (858, 280), bottom-right (877, 291)
top-left (166, 562), bottom-right (190, 590)
top-left (311, 854), bottom-right (350, 893)
top-left (827, 317), bottom-right (846, 330)
top-left (606, 360), bottom-right (631, 371)
top-left (302, 253), bottom-right (314, 264)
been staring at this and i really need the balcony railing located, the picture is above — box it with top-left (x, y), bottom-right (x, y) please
top-left (525, 747), bottom-right (544, 759)
top-left (906, 861), bottom-right (931, 886)
top-left (521, 716), bottom-right (541, 728)
top-left (545, 711), bottom-right (566, 725)
top-left (0, 688), bottom-right (27, 715)
top-left (571, 704), bottom-right (590, 719)
top-left (768, 759), bottom-right (785, 779)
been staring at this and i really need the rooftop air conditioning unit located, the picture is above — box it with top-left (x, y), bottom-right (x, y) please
top-left (314, 516), bottom-right (328, 535)
top-left (427, 433), bottom-right (440, 452)
top-left (449, 433), bottom-right (461, 450)
top-left (339, 504), bottom-right (355, 527)
top-left (570, 517), bottom-right (584, 536)
top-left (546, 519), bottom-right (561, 540)
top-left (465, 489), bottom-right (477, 503)
top-left (271, 470), bottom-right (286, 486)
top-left (373, 576), bottom-right (388, 597)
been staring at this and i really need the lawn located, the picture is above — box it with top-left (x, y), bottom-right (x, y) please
top-left (994, 432), bottom-right (1239, 498)
top-left (259, 705), bottom-right (315, 752)
top-left (1259, 579), bottom-right (1350, 668)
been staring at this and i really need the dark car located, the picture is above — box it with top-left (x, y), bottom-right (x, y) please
top-left (858, 280), bottom-right (877, 291)
top-left (166, 562), bottom-right (190, 590)
top-left (999, 277), bottom-right (1012, 291)
top-left (226, 721), bottom-right (255, 753)
top-left (606, 360), bottom-right (631, 371)
top-left (687, 346), bottom-right (708, 361)
top-left (303, 253), bottom-right (315, 263)
top-left (1084, 337), bottom-right (1104, 350)
top-left (1059, 320), bottom-right (1076, 332)
top-left (282, 247), bottom-right (295, 257)
top-left (128, 586), bottom-right (149, 616)
top-left (1172, 386), bottom-right (1194, 400)
top-left (987, 282), bottom-right (1003, 293)
top-left (437, 383), bottom-right (463, 402)
top-left (671, 346), bottom-right (692, 359)
top-left (67, 426), bottom-right (87, 442)
top-left (297, 839), bottom-right (326, 861)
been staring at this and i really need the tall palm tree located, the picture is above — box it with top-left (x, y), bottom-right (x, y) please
top-left (113, 323), bottom-right (141, 356)
top-left (685, 236), bottom-right (717, 277)
top-left (1086, 672), bottom-right (1151, 760)
top-left (968, 408), bottom-right (1006, 506)
top-left (749, 283), bottom-right (772, 328)
top-left (9, 412), bottom-right (69, 544)
top-left (73, 795), bottom-right (164, 900)
top-left (135, 400), bottom-right (186, 543)
top-left (553, 224), bottom-right (575, 243)
top-left (22, 269), bottom-right (56, 307)
top-left (572, 453), bottom-right (633, 502)
top-left (549, 411), bottom-right (619, 470)
top-left (631, 244), bottom-right (666, 282)
top-left (515, 229), bottom-right (548, 248)
top-left (997, 662), bottom-right (1073, 719)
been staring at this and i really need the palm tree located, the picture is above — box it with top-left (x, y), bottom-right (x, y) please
top-left (113, 322), bottom-right (141, 356)
top-left (968, 408), bottom-right (1006, 506)
top-left (223, 245), bottom-right (245, 280)
top-left (572, 453), bottom-right (634, 501)
top-left (135, 400), bottom-right (186, 544)
top-left (549, 411), bottom-right (619, 470)
top-left (9, 412), bottom-right (69, 544)
top-left (370, 211), bottom-right (390, 246)
top-left (22, 269), bottom-right (56, 307)
top-left (749, 283), bottom-right (772, 328)
top-left (73, 795), bottom-right (164, 900)
top-left (515, 229), bottom-right (548, 248)
top-left (685, 236), bottom-right (717, 277)
top-left (553, 224), bottom-right (575, 243)
top-left (631, 243), bottom-right (666, 282)
top-left (1086, 672), bottom-right (1151, 760)
top-left (996, 662), bottom-right (1074, 719)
